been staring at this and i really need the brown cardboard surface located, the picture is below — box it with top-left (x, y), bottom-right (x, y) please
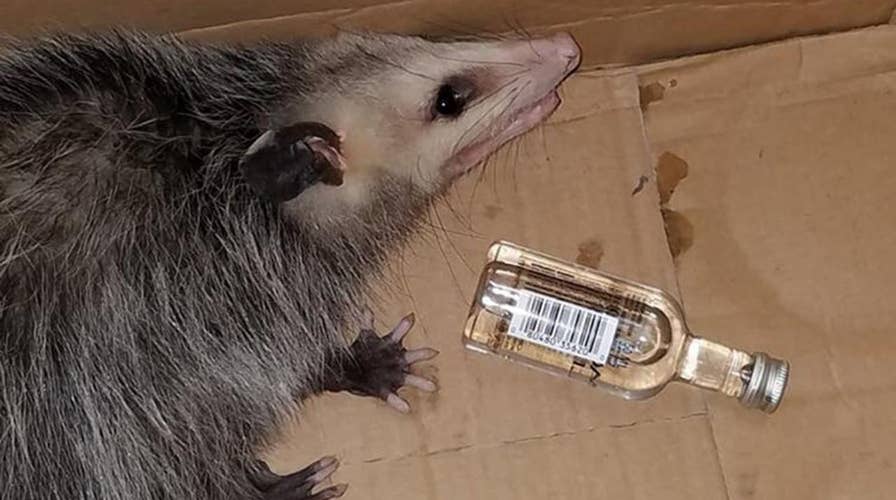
top-left (3, 1), bottom-right (896, 67)
top-left (295, 415), bottom-right (726, 498)
top-left (636, 25), bottom-right (896, 499)
top-left (264, 67), bottom-right (719, 499)
top-left (175, 0), bottom-right (896, 68)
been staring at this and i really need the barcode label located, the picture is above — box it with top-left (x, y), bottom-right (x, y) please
top-left (508, 289), bottom-right (619, 365)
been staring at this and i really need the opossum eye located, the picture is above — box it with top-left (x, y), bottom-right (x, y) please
top-left (433, 84), bottom-right (466, 118)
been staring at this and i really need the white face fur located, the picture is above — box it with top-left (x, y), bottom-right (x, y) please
top-left (282, 32), bottom-right (581, 221)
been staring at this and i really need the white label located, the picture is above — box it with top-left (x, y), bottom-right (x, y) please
top-left (508, 289), bottom-right (619, 365)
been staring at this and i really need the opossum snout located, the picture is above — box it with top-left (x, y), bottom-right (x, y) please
top-left (432, 33), bottom-right (581, 178)
top-left (499, 32), bottom-right (581, 96)
top-left (530, 32), bottom-right (582, 71)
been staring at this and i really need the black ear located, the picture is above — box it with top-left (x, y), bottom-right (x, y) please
top-left (239, 122), bottom-right (345, 204)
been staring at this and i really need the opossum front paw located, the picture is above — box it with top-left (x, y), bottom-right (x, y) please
top-left (250, 457), bottom-right (347, 500)
top-left (331, 313), bottom-right (440, 413)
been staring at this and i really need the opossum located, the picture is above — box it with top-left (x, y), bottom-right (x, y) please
top-left (0, 28), bottom-right (581, 499)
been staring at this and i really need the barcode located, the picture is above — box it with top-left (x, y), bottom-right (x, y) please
top-left (507, 289), bottom-right (619, 365)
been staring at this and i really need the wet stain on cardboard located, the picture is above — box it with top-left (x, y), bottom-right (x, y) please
top-left (661, 208), bottom-right (694, 259)
top-left (656, 151), bottom-right (689, 204)
top-left (639, 81), bottom-right (666, 112)
top-left (575, 239), bottom-right (604, 268)
top-left (631, 175), bottom-right (649, 196)
top-left (483, 204), bottom-right (503, 219)
top-left (656, 152), bottom-right (693, 259)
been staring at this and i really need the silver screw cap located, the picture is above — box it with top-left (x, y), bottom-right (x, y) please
top-left (738, 352), bottom-right (790, 413)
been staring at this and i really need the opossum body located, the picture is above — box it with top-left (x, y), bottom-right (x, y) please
top-left (0, 30), bottom-right (580, 499)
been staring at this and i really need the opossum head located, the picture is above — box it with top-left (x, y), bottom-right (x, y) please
top-left (273, 31), bottom-right (580, 224)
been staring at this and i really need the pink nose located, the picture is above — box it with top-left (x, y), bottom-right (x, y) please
top-left (530, 32), bottom-right (581, 71)
top-left (551, 32), bottom-right (581, 64)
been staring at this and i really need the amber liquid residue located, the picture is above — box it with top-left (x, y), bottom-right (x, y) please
top-left (463, 254), bottom-right (679, 398)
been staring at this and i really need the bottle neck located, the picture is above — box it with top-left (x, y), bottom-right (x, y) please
top-left (676, 336), bottom-right (752, 399)
top-left (675, 336), bottom-right (790, 413)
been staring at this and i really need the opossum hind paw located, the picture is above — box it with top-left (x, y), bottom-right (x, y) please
top-left (249, 457), bottom-right (348, 500)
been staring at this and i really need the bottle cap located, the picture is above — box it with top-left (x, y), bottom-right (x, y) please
top-left (738, 352), bottom-right (790, 413)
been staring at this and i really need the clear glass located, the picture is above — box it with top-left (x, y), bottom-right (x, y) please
top-left (463, 241), bottom-right (790, 413)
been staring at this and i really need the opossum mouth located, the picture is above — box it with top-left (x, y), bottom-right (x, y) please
top-left (445, 90), bottom-right (561, 178)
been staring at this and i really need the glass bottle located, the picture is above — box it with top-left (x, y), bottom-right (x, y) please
top-left (462, 241), bottom-right (790, 413)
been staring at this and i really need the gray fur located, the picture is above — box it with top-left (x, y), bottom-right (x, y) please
top-left (0, 30), bottom-right (435, 499)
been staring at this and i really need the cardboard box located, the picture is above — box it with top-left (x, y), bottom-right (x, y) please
top-left (265, 20), bottom-right (896, 500)
top-left (3, 1), bottom-right (896, 67)
top-left (8, 3), bottom-right (896, 499)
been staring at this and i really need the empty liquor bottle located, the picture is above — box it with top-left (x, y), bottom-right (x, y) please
top-left (462, 241), bottom-right (790, 413)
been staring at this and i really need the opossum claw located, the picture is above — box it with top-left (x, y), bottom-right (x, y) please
top-left (404, 374), bottom-right (437, 392)
top-left (249, 457), bottom-right (347, 500)
top-left (306, 484), bottom-right (349, 500)
top-left (385, 393), bottom-right (411, 413)
top-left (326, 313), bottom-right (439, 413)
top-left (404, 347), bottom-right (439, 365)
top-left (386, 312), bottom-right (415, 342)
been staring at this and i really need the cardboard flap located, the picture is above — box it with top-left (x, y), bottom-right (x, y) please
top-left (637, 25), bottom-right (896, 500)
top-left (3, 1), bottom-right (896, 67)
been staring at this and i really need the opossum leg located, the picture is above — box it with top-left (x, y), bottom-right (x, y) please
top-left (239, 122), bottom-right (345, 203)
top-left (249, 457), bottom-right (348, 500)
top-left (324, 313), bottom-right (439, 413)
